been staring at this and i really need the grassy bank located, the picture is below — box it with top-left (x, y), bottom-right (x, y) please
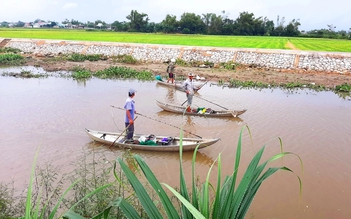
top-left (1, 28), bottom-right (351, 52)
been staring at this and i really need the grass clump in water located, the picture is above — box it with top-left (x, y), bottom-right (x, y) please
top-left (71, 67), bottom-right (93, 79)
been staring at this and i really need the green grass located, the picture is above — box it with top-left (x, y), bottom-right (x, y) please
top-left (1, 28), bottom-right (351, 52)
top-left (289, 38), bottom-right (351, 52)
top-left (0, 53), bottom-right (25, 65)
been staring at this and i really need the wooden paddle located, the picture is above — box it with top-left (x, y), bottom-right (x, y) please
top-left (109, 116), bottom-right (138, 149)
top-left (195, 96), bottom-right (240, 117)
top-left (195, 96), bottom-right (229, 110)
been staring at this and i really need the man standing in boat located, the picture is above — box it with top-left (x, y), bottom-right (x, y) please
top-left (124, 88), bottom-right (136, 143)
top-left (183, 73), bottom-right (199, 112)
top-left (166, 58), bottom-right (176, 83)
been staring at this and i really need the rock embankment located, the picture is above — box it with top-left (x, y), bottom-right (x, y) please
top-left (3, 38), bottom-right (351, 74)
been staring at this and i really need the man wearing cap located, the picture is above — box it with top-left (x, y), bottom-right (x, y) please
top-left (124, 88), bottom-right (136, 143)
top-left (183, 73), bottom-right (199, 112)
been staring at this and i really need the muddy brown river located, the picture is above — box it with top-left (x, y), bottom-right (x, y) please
top-left (1, 66), bottom-right (351, 219)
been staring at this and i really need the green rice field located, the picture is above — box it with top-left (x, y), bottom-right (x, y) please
top-left (1, 28), bottom-right (351, 53)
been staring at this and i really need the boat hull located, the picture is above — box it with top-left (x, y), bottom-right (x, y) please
top-left (85, 128), bottom-right (220, 152)
top-left (156, 100), bottom-right (247, 118)
top-left (156, 80), bottom-right (201, 91)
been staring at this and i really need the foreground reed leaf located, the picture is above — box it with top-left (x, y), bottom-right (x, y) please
top-left (178, 130), bottom-right (192, 219)
top-left (162, 184), bottom-right (205, 219)
top-left (25, 148), bottom-right (38, 219)
top-left (117, 157), bottom-right (163, 219)
top-left (134, 155), bottom-right (180, 219)
top-left (109, 125), bottom-right (302, 219)
top-left (113, 197), bottom-right (141, 219)
top-left (191, 146), bottom-right (199, 210)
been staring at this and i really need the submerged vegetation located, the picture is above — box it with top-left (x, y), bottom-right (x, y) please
top-left (0, 127), bottom-right (302, 218)
top-left (210, 77), bottom-right (351, 98)
top-left (1, 69), bottom-right (47, 78)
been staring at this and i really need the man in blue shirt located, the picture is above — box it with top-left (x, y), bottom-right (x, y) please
top-left (124, 88), bottom-right (136, 142)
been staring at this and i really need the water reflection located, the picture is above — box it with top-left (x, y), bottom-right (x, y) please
top-left (166, 87), bottom-right (175, 102)
top-left (156, 110), bottom-right (244, 124)
top-left (182, 116), bottom-right (197, 138)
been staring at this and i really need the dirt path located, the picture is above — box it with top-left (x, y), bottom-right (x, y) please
top-left (286, 41), bottom-right (298, 50)
top-left (24, 56), bottom-right (351, 89)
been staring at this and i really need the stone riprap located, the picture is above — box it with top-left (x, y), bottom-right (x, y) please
top-left (3, 38), bottom-right (351, 74)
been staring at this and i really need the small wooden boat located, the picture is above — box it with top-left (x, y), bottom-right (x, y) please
top-left (156, 80), bottom-right (184, 91)
top-left (156, 100), bottom-right (247, 118)
top-left (85, 128), bottom-right (220, 152)
top-left (156, 80), bottom-right (201, 91)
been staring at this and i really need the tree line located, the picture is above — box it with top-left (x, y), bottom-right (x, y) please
top-left (2, 10), bottom-right (350, 40)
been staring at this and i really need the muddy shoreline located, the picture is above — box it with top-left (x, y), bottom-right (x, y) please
top-left (22, 56), bottom-right (351, 89)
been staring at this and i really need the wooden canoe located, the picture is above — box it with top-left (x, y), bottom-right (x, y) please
top-left (85, 128), bottom-right (220, 152)
top-left (156, 80), bottom-right (201, 91)
top-left (156, 100), bottom-right (247, 118)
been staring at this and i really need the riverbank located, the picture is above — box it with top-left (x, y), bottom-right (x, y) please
top-left (23, 55), bottom-right (351, 89)
top-left (2, 37), bottom-right (351, 88)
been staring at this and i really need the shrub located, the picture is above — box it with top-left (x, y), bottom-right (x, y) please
top-left (0, 53), bottom-right (24, 65)
top-left (71, 67), bottom-right (92, 79)
top-left (0, 47), bottom-right (21, 54)
top-left (112, 54), bottom-right (138, 64)
top-left (335, 83), bottom-right (351, 92)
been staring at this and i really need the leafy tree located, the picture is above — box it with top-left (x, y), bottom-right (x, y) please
top-left (94, 20), bottom-right (107, 29)
top-left (262, 17), bottom-right (275, 36)
top-left (142, 22), bottom-right (156, 33)
top-left (338, 30), bottom-right (348, 39)
top-left (111, 21), bottom-right (129, 32)
top-left (202, 13), bottom-right (213, 34)
top-left (153, 23), bottom-right (164, 33)
top-left (62, 19), bottom-right (70, 24)
top-left (222, 17), bottom-right (234, 35)
top-left (327, 24), bottom-right (336, 32)
top-left (234, 11), bottom-right (263, 35)
top-left (126, 10), bottom-right (149, 32)
top-left (208, 13), bottom-right (223, 35)
top-left (70, 19), bottom-right (81, 25)
top-left (15, 21), bottom-right (25, 27)
top-left (179, 12), bottom-right (205, 34)
top-left (161, 14), bottom-right (178, 33)
top-left (1, 21), bottom-right (9, 27)
top-left (272, 15), bottom-right (285, 36)
top-left (285, 19), bottom-right (301, 36)
top-left (34, 19), bottom-right (45, 23)
top-left (86, 21), bottom-right (95, 29)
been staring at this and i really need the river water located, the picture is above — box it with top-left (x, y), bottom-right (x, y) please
top-left (1, 66), bottom-right (351, 219)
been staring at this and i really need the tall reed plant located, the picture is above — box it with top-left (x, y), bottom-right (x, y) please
top-left (22, 149), bottom-right (114, 219)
